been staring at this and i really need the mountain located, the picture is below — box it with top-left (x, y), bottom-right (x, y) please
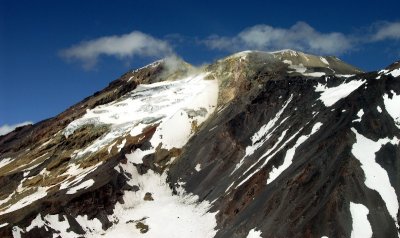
top-left (0, 50), bottom-right (399, 238)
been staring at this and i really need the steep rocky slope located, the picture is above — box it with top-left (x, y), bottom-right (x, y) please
top-left (0, 50), bottom-right (399, 238)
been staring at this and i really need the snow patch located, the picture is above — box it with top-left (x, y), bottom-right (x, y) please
top-left (288, 63), bottom-right (307, 73)
top-left (45, 214), bottom-right (79, 237)
top-left (383, 93), bottom-right (400, 128)
top-left (378, 68), bottom-right (399, 78)
top-left (26, 214), bottom-right (46, 231)
top-left (59, 162), bottom-right (103, 192)
top-left (353, 109), bottom-right (364, 123)
top-left (315, 80), bottom-right (365, 107)
top-left (320, 57), bottom-right (329, 65)
top-left (351, 128), bottom-right (399, 226)
top-left (195, 163), bottom-right (202, 172)
top-left (107, 141), bottom-right (117, 153)
top-left (0, 187), bottom-right (48, 215)
top-left (233, 95), bottom-right (293, 173)
top-left (225, 181), bottom-right (235, 194)
top-left (267, 122), bottom-right (323, 184)
top-left (247, 228), bottom-right (262, 238)
top-left (388, 68), bottom-right (400, 77)
top-left (66, 179), bottom-right (95, 194)
top-left (379, 69), bottom-right (389, 74)
top-left (0, 223), bottom-right (8, 228)
top-left (89, 162), bottom-right (217, 238)
top-left (284, 60), bottom-right (326, 77)
top-left (125, 148), bottom-right (153, 164)
top-left (0, 157), bottom-right (13, 170)
top-left (116, 139), bottom-right (126, 152)
top-left (349, 202), bottom-right (372, 238)
top-left (283, 59), bottom-right (292, 65)
top-left (12, 226), bottom-right (23, 238)
top-left (304, 72), bottom-right (326, 77)
top-left (336, 74), bottom-right (355, 78)
top-left (237, 128), bottom-right (297, 188)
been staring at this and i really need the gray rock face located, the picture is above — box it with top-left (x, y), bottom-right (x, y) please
top-left (169, 72), bottom-right (400, 238)
top-left (0, 51), bottom-right (399, 238)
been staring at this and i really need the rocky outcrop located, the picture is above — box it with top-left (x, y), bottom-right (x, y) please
top-left (169, 70), bottom-right (400, 237)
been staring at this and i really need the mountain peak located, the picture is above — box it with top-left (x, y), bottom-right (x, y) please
top-left (1, 52), bottom-right (399, 238)
top-left (221, 49), bottom-right (362, 77)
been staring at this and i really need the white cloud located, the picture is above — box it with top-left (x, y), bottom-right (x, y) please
top-left (0, 121), bottom-right (32, 136)
top-left (370, 22), bottom-right (400, 41)
top-left (204, 22), bottom-right (353, 55)
top-left (60, 21), bottom-right (400, 69)
top-left (60, 31), bottom-right (174, 69)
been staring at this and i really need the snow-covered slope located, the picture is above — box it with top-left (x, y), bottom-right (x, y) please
top-left (0, 69), bottom-right (219, 237)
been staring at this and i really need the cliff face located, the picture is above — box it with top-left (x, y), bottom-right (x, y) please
top-left (0, 51), bottom-right (399, 238)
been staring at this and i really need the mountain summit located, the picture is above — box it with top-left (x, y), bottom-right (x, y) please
top-left (0, 50), bottom-right (399, 238)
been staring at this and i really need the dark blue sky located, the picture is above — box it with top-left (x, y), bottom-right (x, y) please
top-left (1, 0), bottom-right (399, 128)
